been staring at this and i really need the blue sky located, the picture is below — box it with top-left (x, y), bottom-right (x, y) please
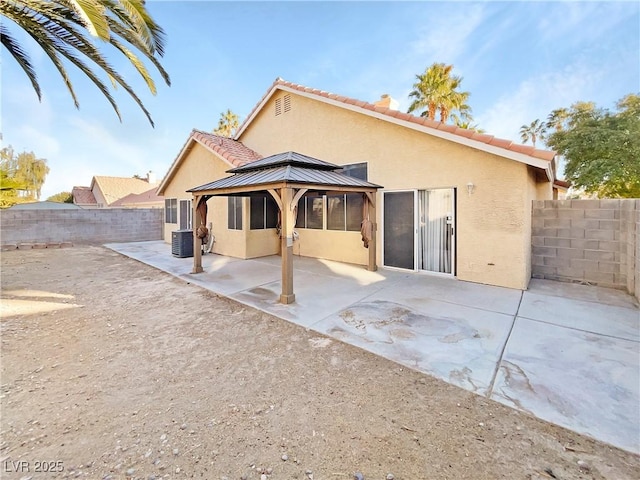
top-left (2, 0), bottom-right (639, 199)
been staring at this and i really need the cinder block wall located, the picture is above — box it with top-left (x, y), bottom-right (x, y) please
top-left (532, 199), bottom-right (639, 299)
top-left (0, 208), bottom-right (164, 245)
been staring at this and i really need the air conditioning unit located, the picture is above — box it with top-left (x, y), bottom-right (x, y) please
top-left (172, 230), bottom-right (193, 258)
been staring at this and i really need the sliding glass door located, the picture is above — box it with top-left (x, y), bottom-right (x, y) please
top-left (383, 189), bottom-right (455, 275)
top-left (417, 189), bottom-right (454, 274)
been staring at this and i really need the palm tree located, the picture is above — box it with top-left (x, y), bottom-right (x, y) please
top-left (407, 63), bottom-right (471, 123)
top-left (453, 119), bottom-right (485, 133)
top-left (1, 0), bottom-right (171, 126)
top-left (213, 109), bottom-right (239, 137)
top-left (546, 108), bottom-right (569, 132)
top-left (519, 119), bottom-right (547, 147)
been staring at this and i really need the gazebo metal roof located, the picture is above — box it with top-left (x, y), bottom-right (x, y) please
top-left (187, 150), bottom-right (382, 305)
top-left (188, 151), bottom-right (381, 194)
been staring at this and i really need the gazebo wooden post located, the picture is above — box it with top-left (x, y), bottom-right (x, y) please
top-left (280, 187), bottom-right (295, 304)
top-left (192, 194), bottom-right (203, 274)
top-left (367, 192), bottom-right (377, 272)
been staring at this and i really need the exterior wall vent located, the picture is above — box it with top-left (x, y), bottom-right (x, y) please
top-left (275, 98), bottom-right (282, 116)
top-left (284, 94), bottom-right (291, 113)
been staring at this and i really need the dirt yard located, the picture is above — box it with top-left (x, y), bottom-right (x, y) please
top-left (0, 246), bottom-right (638, 480)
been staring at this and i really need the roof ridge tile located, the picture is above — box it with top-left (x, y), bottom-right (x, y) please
top-left (240, 77), bottom-right (556, 165)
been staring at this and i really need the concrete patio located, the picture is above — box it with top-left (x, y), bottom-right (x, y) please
top-left (106, 240), bottom-right (640, 454)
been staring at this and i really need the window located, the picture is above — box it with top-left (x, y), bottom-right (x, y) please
top-left (327, 193), bottom-right (364, 231)
top-left (327, 163), bottom-right (368, 231)
top-left (250, 196), bottom-right (279, 230)
top-left (227, 197), bottom-right (243, 230)
top-left (341, 162), bottom-right (368, 181)
top-left (165, 198), bottom-right (177, 224)
top-left (179, 199), bottom-right (192, 230)
top-left (295, 193), bottom-right (323, 229)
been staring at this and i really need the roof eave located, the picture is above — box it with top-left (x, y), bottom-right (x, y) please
top-left (157, 132), bottom-right (237, 195)
top-left (234, 80), bottom-right (282, 140)
top-left (236, 82), bottom-right (556, 180)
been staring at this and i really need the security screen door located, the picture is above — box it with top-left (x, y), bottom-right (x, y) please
top-left (383, 191), bottom-right (415, 269)
top-left (383, 189), bottom-right (455, 274)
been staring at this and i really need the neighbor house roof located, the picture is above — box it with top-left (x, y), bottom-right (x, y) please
top-left (157, 130), bottom-right (262, 195)
top-left (111, 186), bottom-right (164, 207)
top-left (91, 176), bottom-right (157, 206)
top-left (235, 78), bottom-right (556, 180)
top-left (72, 186), bottom-right (97, 205)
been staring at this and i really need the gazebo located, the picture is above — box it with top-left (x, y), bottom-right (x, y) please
top-left (187, 151), bottom-right (382, 304)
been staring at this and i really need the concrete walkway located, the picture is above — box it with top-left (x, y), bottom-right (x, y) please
top-left (106, 241), bottom-right (640, 454)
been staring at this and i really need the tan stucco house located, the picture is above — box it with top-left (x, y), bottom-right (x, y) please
top-left (158, 78), bottom-right (559, 290)
top-left (73, 172), bottom-right (162, 209)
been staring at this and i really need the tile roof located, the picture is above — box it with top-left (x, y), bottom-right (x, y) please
top-left (236, 77), bottom-right (556, 163)
top-left (72, 186), bottom-right (97, 205)
top-left (91, 176), bottom-right (156, 206)
top-left (157, 130), bottom-right (263, 195)
top-left (111, 187), bottom-right (164, 207)
top-left (191, 129), bottom-right (262, 167)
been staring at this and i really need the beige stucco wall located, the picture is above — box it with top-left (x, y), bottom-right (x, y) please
top-left (91, 186), bottom-right (108, 208)
top-left (161, 143), bottom-right (246, 258)
top-left (161, 144), bottom-right (281, 259)
top-left (293, 229), bottom-right (368, 265)
top-left (238, 91), bottom-right (553, 289)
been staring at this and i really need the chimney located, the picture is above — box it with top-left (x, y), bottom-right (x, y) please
top-left (146, 170), bottom-right (157, 184)
top-left (373, 94), bottom-right (399, 111)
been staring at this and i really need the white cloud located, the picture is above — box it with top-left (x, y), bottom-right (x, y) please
top-left (408, 4), bottom-right (487, 65)
top-left (477, 62), bottom-right (606, 144)
top-left (67, 117), bottom-right (149, 170)
top-left (537, 2), bottom-right (635, 47)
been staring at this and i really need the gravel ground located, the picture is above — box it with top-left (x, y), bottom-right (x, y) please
top-left (1, 245), bottom-right (638, 480)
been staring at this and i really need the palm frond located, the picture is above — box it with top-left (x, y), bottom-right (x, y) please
top-left (109, 35), bottom-right (156, 94)
top-left (2, 0), bottom-right (169, 126)
top-left (64, 0), bottom-right (110, 39)
top-left (108, 18), bottom-right (170, 86)
top-left (2, 1), bottom-right (82, 108)
top-left (104, 0), bottom-right (166, 56)
top-left (0, 24), bottom-right (41, 100)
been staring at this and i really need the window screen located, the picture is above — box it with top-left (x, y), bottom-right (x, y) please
top-left (250, 196), bottom-right (279, 230)
top-left (227, 197), bottom-right (243, 230)
top-left (179, 199), bottom-right (192, 230)
top-left (295, 194), bottom-right (323, 229)
top-left (165, 198), bottom-right (177, 224)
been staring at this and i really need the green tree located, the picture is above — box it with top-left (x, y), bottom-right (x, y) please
top-left (0, 146), bottom-right (49, 207)
top-left (519, 119), bottom-right (547, 147)
top-left (213, 109), bottom-right (239, 137)
top-left (546, 94), bottom-right (640, 198)
top-left (15, 151), bottom-right (50, 199)
top-left (47, 191), bottom-right (74, 203)
top-left (407, 63), bottom-right (472, 123)
top-left (1, 0), bottom-right (171, 126)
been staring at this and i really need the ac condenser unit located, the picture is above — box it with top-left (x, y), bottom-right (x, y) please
top-left (171, 230), bottom-right (193, 258)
